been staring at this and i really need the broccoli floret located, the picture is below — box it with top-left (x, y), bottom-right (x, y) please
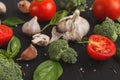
top-left (48, 39), bottom-right (78, 64)
top-left (61, 48), bottom-right (77, 64)
top-left (115, 23), bottom-right (120, 35)
top-left (0, 50), bottom-right (22, 80)
top-left (48, 39), bottom-right (69, 61)
top-left (93, 17), bottom-right (118, 41)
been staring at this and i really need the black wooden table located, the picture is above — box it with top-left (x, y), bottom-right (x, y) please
top-left (1, 0), bottom-right (120, 80)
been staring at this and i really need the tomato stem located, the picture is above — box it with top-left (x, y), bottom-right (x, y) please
top-left (36, 0), bottom-right (43, 2)
top-left (41, 24), bottom-right (51, 32)
top-left (77, 41), bottom-right (89, 44)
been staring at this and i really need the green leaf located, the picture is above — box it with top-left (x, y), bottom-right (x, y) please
top-left (41, 10), bottom-right (68, 32)
top-left (2, 17), bottom-right (24, 26)
top-left (7, 36), bottom-right (21, 58)
top-left (33, 60), bottom-right (63, 80)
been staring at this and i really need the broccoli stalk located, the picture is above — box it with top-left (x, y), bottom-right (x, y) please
top-left (93, 17), bottom-right (120, 41)
top-left (48, 39), bottom-right (78, 64)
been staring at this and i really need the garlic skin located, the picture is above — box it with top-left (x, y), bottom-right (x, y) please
top-left (17, 44), bottom-right (37, 61)
top-left (50, 27), bottom-right (63, 43)
top-left (0, 2), bottom-right (6, 14)
top-left (32, 33), bottom-right (50, 46)
top-left (22, 16), bottom-right (41, 36)
top-left (17, 0), bottom-right (30, 13)
top-left (32, 27), bottom-right (62, 46)
top-left (58, 9), bottom-right (90, 41)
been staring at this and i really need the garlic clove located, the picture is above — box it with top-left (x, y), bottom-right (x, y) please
top-left (50, 27), bottom-right (63, 43)
top-left (22, 16), bottom-right (41, 36)
top-left (0, 2), bottom-right (6, 14)
top-left (17, 0), bottom-right (31, 13)
top-left (32, 33), bottom-right (50, 46)
top-left (58, 16), bottom-right (73, 32)
top-left (17, 44), bottom-right (37, 61)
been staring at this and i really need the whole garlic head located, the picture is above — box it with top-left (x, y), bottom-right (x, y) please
top-left (22, 16), bottom-right (41, 36)
top-left (0, 2), bottom-right (6, 14)
top-left (58, 9), bottom-right (90, 41)
top-left (17, 0), bottom-right (30, 13)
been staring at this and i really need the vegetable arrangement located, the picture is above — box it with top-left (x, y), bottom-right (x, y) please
top-left (1, 0), bottom-right (120, 80)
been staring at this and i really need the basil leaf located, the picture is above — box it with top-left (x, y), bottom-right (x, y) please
top-left (49, 10), bottom-right (68, 25)
top-left (33, 60), bottom-right (63, 80)
top-left (2, 17), bottom-right (24, 26)
top-left (41, 10), bottom-right (68, 32)
top-left (7, 36), bottom-right (21, 58)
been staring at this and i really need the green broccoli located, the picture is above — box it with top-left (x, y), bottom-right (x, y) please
top-left (93, 17), bottom-right (120, 41)
top-left (0, 49), bottom-right (22, 80)
top-left (48, 39), bottom-right (78, 64)
top-left (61, 47), bottom-right (77, 64)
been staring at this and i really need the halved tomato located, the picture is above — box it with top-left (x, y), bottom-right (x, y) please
top-left (87, 34), bottom-right (116, 60)
top-left (0, 24), bottom-right (13, 47)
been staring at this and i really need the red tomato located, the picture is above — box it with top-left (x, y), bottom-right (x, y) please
top-left (87, 34), bottom-right (116, 60)
top-left (29, 0), bottom-right (56, 22)
top-left (0, 24), bottom-right (13, 47)
top-left (92, 0), bottom-right (120, 21)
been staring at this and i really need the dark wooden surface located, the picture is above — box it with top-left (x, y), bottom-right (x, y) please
top-left (1, 0), bottom-right (120, 80)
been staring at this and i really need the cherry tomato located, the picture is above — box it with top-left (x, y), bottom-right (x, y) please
top-left (87, 34), bottom-right (116, 60)
top-left (29, 0), bottom-right (56, 22)
top-left (92, 0), bottom-right (120, 21)
top-left (0, 24), bottom-right (13, 47)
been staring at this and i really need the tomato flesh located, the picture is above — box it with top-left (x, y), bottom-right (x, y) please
top-left (87, 34), bottom-right (116, 60)
top-left (0, 24), bottom-right (13, 47)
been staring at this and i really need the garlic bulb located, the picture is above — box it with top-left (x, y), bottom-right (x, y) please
top-left (17, 0), bottom-right (30, 13)
top-left (57, 9), bottom-right (90, 41)
top-left (17, 44), bottom-right (37, 61)
top-left (0, 2), bottom-right (6, 14)
top-left (32, 33), bottom-right (50, 46)
top-left (22, 16), bottom-right (41, 36)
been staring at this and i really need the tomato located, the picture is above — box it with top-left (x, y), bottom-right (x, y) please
top-left (0, 24), bottom-right (13, 47)
top-left (92, 0), bottom-right (120, 21)
top-left (87, 34), bottom-right (116, 60)
top-left (29, 0), bottom-right (56, 22)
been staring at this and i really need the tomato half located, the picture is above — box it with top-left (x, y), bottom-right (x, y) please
top-left (29, 0), bottom-right (56, 22)
top-left (0, 24), bottom-right (13, 47)
top-left (87, 34), bottom-right (116, 60)
top-left (92, 0), bottom-right (120, 21)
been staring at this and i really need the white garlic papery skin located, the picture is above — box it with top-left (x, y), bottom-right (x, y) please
top-left (50, 27), bottom-right (63, 43)
top-left (58, 9), bottom-right (90, 41)
top-left (32, 33), bottom-right (50, 46)
top-left (0, 2), bottom-right (6, 14)
top-left (17, 0), bottom-right (30, 13)
top-left (22, 16), bottom-right (41, 36)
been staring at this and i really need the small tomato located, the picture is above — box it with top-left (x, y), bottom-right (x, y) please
top-left (0, 24), bottom-right (13, 47)
top-left (92, 0), bottom-right (120, 21)
top-left (29, 0), bottom-right (56, 22)
top-left (87, 34), bottom-right (116, 60)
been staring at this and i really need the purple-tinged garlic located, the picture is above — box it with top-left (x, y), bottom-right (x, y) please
top-left (32, 33), bottom-right (50, 46)
top-left (17, 44), bottom-right (37, 61)
top-left (22, 16), bottom-right (41, 36)
top-left (17, 0), bottom-right (30, 13)
top-left (57, 9), bottom-right (90, 41)
top-left (0, 2), bottom-right (6, 14)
